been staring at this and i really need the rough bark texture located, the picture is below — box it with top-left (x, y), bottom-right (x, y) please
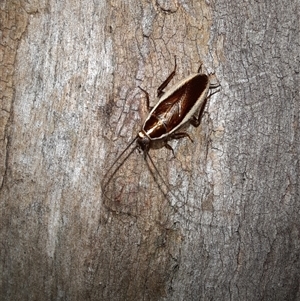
top-left (1, 0), bottom-right (300, 300)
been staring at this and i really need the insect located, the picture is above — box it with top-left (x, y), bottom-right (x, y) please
top-left (102, 57), bottom-right (220, 207)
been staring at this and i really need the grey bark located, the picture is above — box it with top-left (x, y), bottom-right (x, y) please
top-left (1, 0), bottom-right (300, 300)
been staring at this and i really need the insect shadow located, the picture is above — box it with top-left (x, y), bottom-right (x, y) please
top-left (101, 57), bottom-right (220, 218)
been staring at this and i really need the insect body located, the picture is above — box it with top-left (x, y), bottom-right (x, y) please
top-left (137, 60), bottom-right (219, 153)
top-left (102, 58), bottom-right (220, 203)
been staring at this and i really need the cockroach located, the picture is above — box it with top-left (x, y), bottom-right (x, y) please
top-left (101, 57), bottom-right (220, 206)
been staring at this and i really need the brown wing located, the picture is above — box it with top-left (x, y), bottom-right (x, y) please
top-left (144, 74), bottom-right (208, 139)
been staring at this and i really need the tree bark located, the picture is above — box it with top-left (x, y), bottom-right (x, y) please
top-left (1, 0), bottom-right (300, 300)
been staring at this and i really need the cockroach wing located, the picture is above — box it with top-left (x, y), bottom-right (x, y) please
top-left (144, 74), bottom-right (209, 139)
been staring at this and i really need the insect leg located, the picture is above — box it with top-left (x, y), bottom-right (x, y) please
top-left (190, 96), bottom-right (209, 128)
top-left (157, 56), bottom-right (177, 98)
top-left (208, 71), bottom-right (221, 89)
top-left (209, 82), bottom-right (221, 89)
top-left (164, 131), bottom-right (194, 156)
top-left (138, 86), bottom-right (152, 112)
top-left (197, 62), bottom-right (203, 73)
top-left (138, 56), bottom-right (178, 110)
top-left (171, 132), bottom-right (194, 143)
top-left (164, 143), bottom-right (175, 157)
top-left (190, 88), bottom-right (220, 127)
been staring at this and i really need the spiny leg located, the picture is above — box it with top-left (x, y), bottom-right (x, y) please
top-left (208, 71), bottom-right (221, 89)
top-left (171, 131), bottom-right (194, 143)
top-left (209, 82), bottom-right (221, 89)
top-left (197, 62), bottom-right (203, 73)
top-left (157, 56), bottom-right (177, 98)
top-left (190, 88), bottom-right (220, 127)
top-left (138, 56), bottom-right (178, 111)
top-left (198, 64), bottom-right (221, 90)
top-left (138, 86), bottom-right (152, 113)
top-left (190, 97), bottom-right (208, 127)
top-left (164, 132), bottom-right (194, 157)
top-left (164, 142), bottom-right (175, 157)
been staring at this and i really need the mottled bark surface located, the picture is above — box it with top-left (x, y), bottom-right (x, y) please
top-left (1, 0), bottom-right (299, 300)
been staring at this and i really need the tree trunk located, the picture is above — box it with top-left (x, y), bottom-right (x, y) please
top-left (1, 0), bottom-right (299, 300)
